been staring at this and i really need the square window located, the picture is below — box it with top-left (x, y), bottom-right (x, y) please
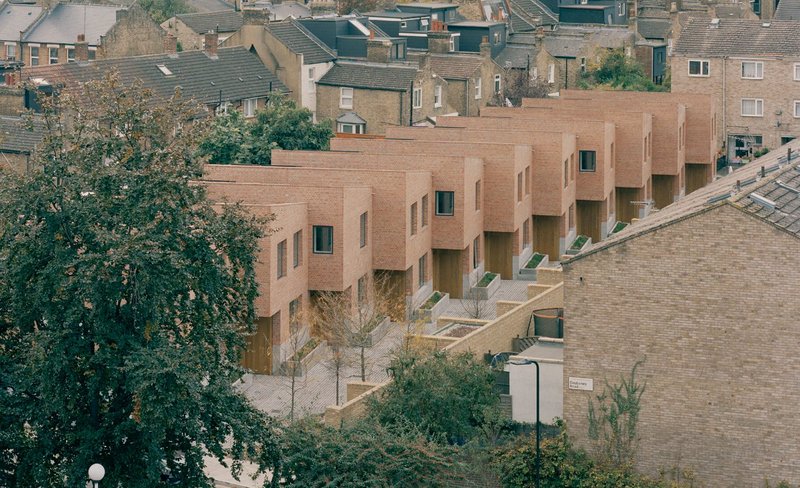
top-left (435, 191), bottom-right (454, 216)
top-left (293, 230), bottom-right (302, 268)
top-left (340, 87), bottom-right (353, 109)
top-left (579, 150), bottom-right (597, 172)
top-left (360, 212), bottom-right (368, 247)
top-left (741, 61), bottom-right (763, 79)
top-left (277, 240), bottom-right (287, 279)
top-left (421, 194), bottom-right (429, 227)
top-left (313, 225), bottom-right (333, 254)
top-left (741, 98), bottom-right (763, 117)
top-left (688, 59), bottom-right (709, 77)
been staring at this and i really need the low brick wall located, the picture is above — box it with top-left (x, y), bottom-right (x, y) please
top-left (322, 271), bottom-right (564, 428)
top-left (346, 381), bottom-right (383, 402)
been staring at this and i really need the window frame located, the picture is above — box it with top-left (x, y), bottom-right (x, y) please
top-left (794, 100), bottom-right (800, 118)
top-left (336, 122), bottom-right (365, 134)
top-left (579, 150), bottom-right (597, 172)
top-left (741, 98), bottom-right (764, 117)
top-left (435, 191), bottom-right (455, 216)
top-left (494, 74), bottom-right (501, 94)
top-left (312, 225), bottom-right (334, 254)
top-left (339, 87), bottom-right (354, 109)
top-left (474, 77), bottom-right (482, 99)
top-left (66, 46), bottom-right (75, 63)
top-left (243, 98), bottom-right (257, 118)
top-left (277, 239), bottom-right (287, 279)
top-left (29, 45), bottom-right (39, 66)
top-left (293, 230), bottom-right (302, 268)
top-left (5, 43), bottom-right (16, 61)
top-left (449, 36), bottom-right (455, 52)
top-left (794, 63), bottom-right (800, 81)
top-left (412, 86), bottom-right (422, 108)
top-left (688, 59), bottom-right (710, 77)
top-left (48, 46), bottom-right (58, 65)
top-left (434, 85), bottom-right (442, 108)
top-left (740, 60), bottom-right (763, 80)
top-left (360, 212), bottom-right (368, 248)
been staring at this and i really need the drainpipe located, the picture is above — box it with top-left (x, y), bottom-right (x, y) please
top-left (464, 79), bottom-right (470, 116)
top-left (722, 56), bottom-right (727, 158)
top-left (399, 91), bottom-right (404, 127)
top-left (409, 80), bottom-right (414, 126)
top-left (564, 58), bottom-right (568, 89)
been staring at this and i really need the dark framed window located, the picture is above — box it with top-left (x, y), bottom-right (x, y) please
top-left (313, 225), bottom-right (333, 254)
top-left (473, 236), bottom-right (480, 269)
top-left (277, 240), bottom-right (287, 279)
top-left (421, 194), bottom-right (429, 227)
top-left (410, 203), bottom-right (418, 236)
top-left (360, 212), bottom-right (368, 248)
top-left (435, 191), bottom-right (454, 216)
top-left (357, 274), bottom-right (367, 305)
top-left (418, 253), bottom-right (427, 287)
top-left (289, 296), bottom-right (301, 325)
top-left (579, 151), bottom-right (597, 172)
top-left (293, 230), bottom-right (302, 268)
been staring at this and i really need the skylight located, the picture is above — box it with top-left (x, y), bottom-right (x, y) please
top-left (156, 64), bottom-right (173, 76)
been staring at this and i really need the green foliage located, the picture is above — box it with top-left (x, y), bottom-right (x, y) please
top-left (0, 75), bottom-right (280, 487)
top-left (570, 235), bottom-right (589, 251)
top-left (579, 49), bottom-right (667, 92)
top-left (138, 0), bottom-right (192, 23)
top-left (279, 417), bottom-right (460, 487)
top-left (420, 291), bottom-right (444, 310)
top-left (588, 360), bottom-right (646, 468)
top-left (525, 252), bottom-right (545, 269)
top-left (199, 93), bottom-right (333, 165)
top-left (370, 351), bottom-right (499, 444)
top-left (477, 272), bottom-right (498, 287)
top-left (492, 422), bottom-right (691, 488)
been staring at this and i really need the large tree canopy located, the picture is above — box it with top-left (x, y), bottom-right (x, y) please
top-left (0, 76), bottom-right (280, 487)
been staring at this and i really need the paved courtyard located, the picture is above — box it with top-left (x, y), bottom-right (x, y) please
top-left (239, 279), bottom-right (531, 419)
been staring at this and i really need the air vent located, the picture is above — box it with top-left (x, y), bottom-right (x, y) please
top-left (749, 192), bottom-right (777, 210)
top-left (710, 18), bottom-right (720, 28)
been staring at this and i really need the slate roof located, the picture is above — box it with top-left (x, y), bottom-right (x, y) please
top-left (673, 18), bottom-right (800, 57)
top-left (543, 35), bottom-right (583, 57)
top-left (249, 1), bottom-right (311, 19)
top-left (0, 116), bottom-right (44, 154)
top-left (428, 53), bottom-right (485, 79)
top-left (508, 0), bottom-right (558, 31)
top-left (21, 3), bottom-right (123, 45)
top-left (266, 19), bottom-right (336, 64)
top-left (774, 0), bottom-right (800, 20)
top-left (175, 10), bottom-right (243, 33)
top-left (637, 18), bottom-right (671, 39)
top-left (24, 47), bottom-right (286, 104)
top-left (317, 61), bottom-right (417, 91)
top-left (363, 9), bottom-right (427, 18)
top-left (495, 44), bottom-right (536, 68)
top-left (0, 2), bottom-right (42, 41)
top-left (566, 139), bottom-right (800, 263)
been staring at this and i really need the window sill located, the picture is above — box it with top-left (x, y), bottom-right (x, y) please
top-left (687, 74), bottom-right (710, 78)
top-left (741, 114), bottom-right (764, 118)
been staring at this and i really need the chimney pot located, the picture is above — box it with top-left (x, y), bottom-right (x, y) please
top-left (205, 30), bottom-right (219, 56)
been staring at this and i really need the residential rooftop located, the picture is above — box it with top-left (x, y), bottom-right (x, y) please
top-left (0, 1), bottom-right (42, 41)
top-left (266, 19), bottom-right (336, 64)
top-left (317, 60), bottom-right (418, 91)
top-left (0, 116), bottom-right (44, 154)
top-left (21, 3), bottom-right (124, 45)
top-left (774, 0), bottom-right (800, 20)
top-left (174, 10), bottom-right (243, 33)
top-left (673, 18), bottom-right (800, 57)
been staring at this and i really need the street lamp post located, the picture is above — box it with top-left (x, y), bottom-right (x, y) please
top-left (88, 463), bottom-right (105, 488)
top-left (493, 354), bottom-right (541, 488)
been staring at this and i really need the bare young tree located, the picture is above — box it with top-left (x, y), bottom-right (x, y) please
top-left (488, 66), bottom-right (552, 107)
top-left (460, 274), bottom-right (489, 320)
top-left (312, 273), bottom-right (405, 382)
top-left (283, 318), bottom-right (311, 421)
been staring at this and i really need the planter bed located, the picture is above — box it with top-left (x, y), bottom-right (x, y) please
top-left (519, 252), bottom-right (549, 278)
top-left (435, 321), bottom-right (483, 338)
top-left (565, 235), bottom-right (591, 255)
top-left (609, 221), bottom-right (629, 235)
top-left (416, 291), bottom-right (450, 323)
top-left (279, 338), bottom-right (328, 377)
top-left (364, 315), bottom-right (392, 347)
top-left (469, 272), bottom-right (500, 300)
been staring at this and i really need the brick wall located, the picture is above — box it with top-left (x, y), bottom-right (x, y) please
top-left (0, 87), bottom-right (24, 116)
top-left (562, 204), bottom-right (800, 486)
top-left (101, 6), bottom-right (165, 58)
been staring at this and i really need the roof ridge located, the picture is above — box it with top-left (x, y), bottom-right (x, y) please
top-left (288, 18), bottom-right (337, 59)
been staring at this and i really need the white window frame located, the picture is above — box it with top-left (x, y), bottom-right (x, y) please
top-left (794, 100), bottom-right (800, 118)
top-left (449, 36), bottom-right (455, 52)
top-left (243, 98), bottom-right (257, 117)
top-left (794, 63), bottom-right (800, 81)
top-left (66, 45), bottom-right (75, 63)
top-left (400, 21), bottom-right (407, 28)
top-left (412, 87), bottom-right (422, 108)
top-left (547, 63), bottom-right (555, 83)
top-left (740, 60), bottom-right (763, 80)
top-left (474, 77), bottom-right (482, 99)
top-left (307, 67), bottom-right (316, 92)
top-left (688, 59), bottom-right (710, 77)
top-left (5, 42), bottom-right (16, 61)
top-left (741, 98), bottom-right (763, 117)
top-left (48, 46), bottom-right (58, 65)
top-left (494, 74), bottom-right (501, 94)
top-left (336, 122), bottom-right (365, 134)
top-left (215, 101), bottom-right (231, 116)
top-left (88, 47), bottom-right (97, 60)
top-left (433, 85), bottom-right (442, 108)
top-left (29, 44), bottom-right (39, 66)
top-left (339, 87), bottom-right (353, 109)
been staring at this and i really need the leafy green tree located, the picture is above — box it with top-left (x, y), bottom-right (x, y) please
top-left (280, 417), bottom-right (459, 487)
top-left (580, 49), bottom-right (667, 92)
top-left (370, 351), bottom-right (499, 444)
top-left (0, 76), bottom-right (280, 487)
top-left (138, 0), bottom-right (192, 23)
top-left (199, 94), bottom-right (333, 165)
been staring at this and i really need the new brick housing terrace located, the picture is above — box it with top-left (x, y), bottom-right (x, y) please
top-left (202, 92), bottom-right (718, 378)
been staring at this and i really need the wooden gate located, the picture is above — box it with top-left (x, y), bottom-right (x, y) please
top-left (242, 316), bottom-right (273, 374)
top-left (485, 232), bottom-right (514, 279)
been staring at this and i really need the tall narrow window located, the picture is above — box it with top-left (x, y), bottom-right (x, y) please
top-left (243, 98), bottom-right (257, 117)
top-left (308, 67), bottom-right (316, 91)
top-left (340, 87), bottom-right (353, 109)
top-left (494, 74), bottom-right (501, 94)
top-left (418, 253), bottom-right (427, 287)
top-left (357, 274), bottom-right (367, 305)
top-left (410, 202), bottom-right (418, 236)
top-left (289, 296), bottom-right (302, 325)
top-left (522, 219), bottom-right (530, 247)
top-left (547, 63), bottom-right (555, 83)
top-left (413, 87), bottom-right (422, 108)
top-left (473, 236), bottom-right (480, 269)
top-left (475, 180), bottom-right (481, 211)
top-left (48, 47), bottom-right (58, 65)
top-left (67, 46), bottom-right (75, 62)
top-left (525, 166), bottom-right (530, 194)
top-left (435, 191), bottom-right (454, 216)
top-left (569, 204), bottom-right (575, 229)
top-left (29, 46), bottom-right (39, 66)
top-left (277, 240), bottom-right (287, 279)
top-left (563, 160), bottom-right (569, 188)
top-left (293, 230), bottom-right (302, 267)
top-left (517, 172), bottom-right (523, 202)
top-left (421, 194), bottom-right (429, 227)
top-left (5, 43), bottom-right (16, 61)
top-left (313, 225), bottom-right (333, 254)
top-left (360, 212), bottom-right (368, 248)
top-left (474, 78), bottom-right (482, 99)
top-left (434, 85), bottom-right (442, 108)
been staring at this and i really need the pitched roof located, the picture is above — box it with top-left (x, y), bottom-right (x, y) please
top-left (637, 18), bottom-right (671, 39)
top-left (317, 60), bottom-right (417, 91)
top-left (0, 116), bottom-right (44, 154)
top-left (0, 2), bottom-right (42, 41)
top-left (175, 10), bottom-right (243, 33)
top-left (266, 19), bottom-right (336, 64)
top-left (428, 53), bottom-right (485, 79)
top-left (21, 3), bottom-right (123, 45)
top-left (543, 35), bottom-right (583, 57)
top-left (495, 44), bottom-right (536, 69)
top-left (673, 18), bottom-right (800, 57)
top-left (566, 140), bottom-right (800, 263)
top-left (24, 47), bottom-right (286, 104)
top-left (774, 0), bottom-right (800, 20)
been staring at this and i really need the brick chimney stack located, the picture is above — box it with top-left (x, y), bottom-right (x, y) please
top-left (366, 38), bottom-right (392, 63)
top-left (479, 35), bottom-right (491, 58)
top-left (205, 30), bottom-right (219, 56)
top-left (75, 34), bottom-right (89, 62)
top-left (427, 30), bottom-right (451, 53)
top-left (163, 33), bottom-right (177, 53)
